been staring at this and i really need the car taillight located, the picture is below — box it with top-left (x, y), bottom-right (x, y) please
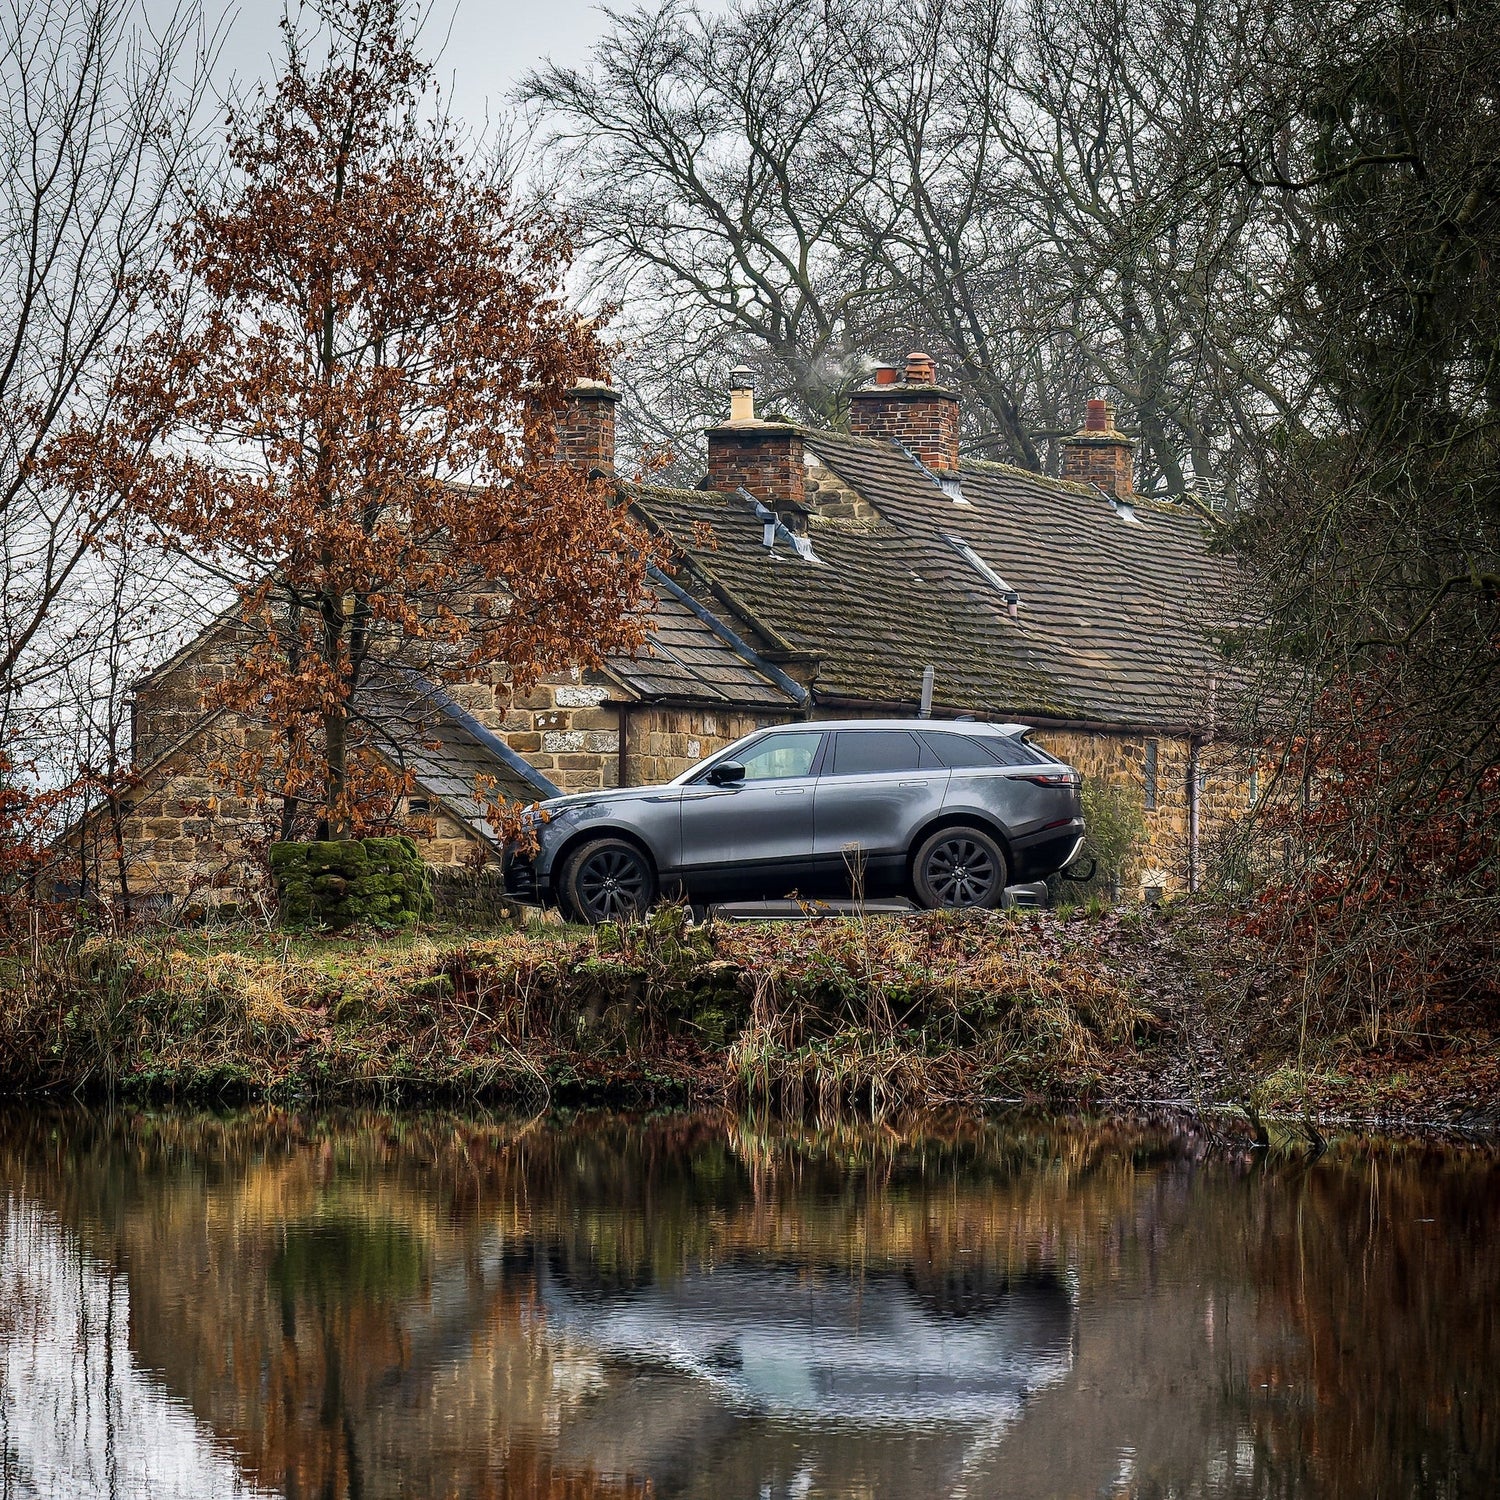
top-left (1021, 772), bottom-right (1079, 788)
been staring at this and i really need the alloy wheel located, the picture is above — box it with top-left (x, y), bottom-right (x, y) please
top-left (576, 846), bottom-right (650, 921)
top-left (923, 836), bottom-right (999, 907)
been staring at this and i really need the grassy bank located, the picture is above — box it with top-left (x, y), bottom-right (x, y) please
top-left (1, 904), bottom-right (1496, 1125)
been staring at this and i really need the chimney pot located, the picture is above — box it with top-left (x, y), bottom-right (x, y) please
top-left (728, 367), bottom-right (756, 423)
top-left (1085, 398), bottom-right (1113, 432)
top-left (872, 363), bottom-right (900, 386)
top-left (905, 351), bottom-right (936, 384)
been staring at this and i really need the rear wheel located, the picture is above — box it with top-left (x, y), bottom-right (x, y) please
top-left (911, 826), bottom-right (1008, 911)
top-left (559, 837), bottom-right (657, 924)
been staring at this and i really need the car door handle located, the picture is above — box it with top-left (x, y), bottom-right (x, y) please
top-left (898, 780), bottom-right (929, 788)
top-left (775, 787), bottom-right (807, 796)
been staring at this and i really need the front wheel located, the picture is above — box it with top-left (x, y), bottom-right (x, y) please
top-left (559, 837), bottom-right (657, 924)
top-left (911, 826), bottom-right (1008, 911)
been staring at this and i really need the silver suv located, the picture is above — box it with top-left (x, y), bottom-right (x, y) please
top-left (505, 719), bottom-right (1085, 923)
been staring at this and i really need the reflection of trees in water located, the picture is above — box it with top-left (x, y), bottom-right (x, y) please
top-left (0, 1108), bottom-right (1493, 1498)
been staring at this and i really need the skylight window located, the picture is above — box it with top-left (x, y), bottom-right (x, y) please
top-left (945, 535), bottom-right (1020, 617)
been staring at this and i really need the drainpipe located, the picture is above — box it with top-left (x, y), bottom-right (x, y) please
top-left (617, 704), bottom-right (630, 789)
top-left (1188, 737), bottom-right (1201, 893)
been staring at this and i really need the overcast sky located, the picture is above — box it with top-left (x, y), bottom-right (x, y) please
top-left (193, 0), bottom-right (624, 128)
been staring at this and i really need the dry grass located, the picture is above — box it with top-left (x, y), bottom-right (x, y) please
top-left (0, 902), bottom-right (1493, 1122)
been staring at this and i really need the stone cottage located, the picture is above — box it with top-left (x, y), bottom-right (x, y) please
top-left (77, 353), bottom-right (1240, 907)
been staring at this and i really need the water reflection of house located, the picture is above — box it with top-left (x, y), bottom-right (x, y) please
top-left (3, 1111), bottom-right (1494, 1500)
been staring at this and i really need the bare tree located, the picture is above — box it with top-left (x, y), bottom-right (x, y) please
top-left (0, 0), bottom-right (212, 735)
top-left (521, 0), bottom-right (1309, 496)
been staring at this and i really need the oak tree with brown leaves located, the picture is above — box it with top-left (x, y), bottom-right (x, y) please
top-left (56, 0), bottom-right (654, 840)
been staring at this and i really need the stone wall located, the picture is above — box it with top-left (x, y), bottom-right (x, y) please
top-left (628, 706), bottom-right (781, 785)
top-left (130, 622), bottom-right (255, 769)
top-left (103, 716), bottom-right (274, 904)
top-left (1033, 728), bottom-right (1251, 894)
top-left (803, 454), bottom-right (880, 524)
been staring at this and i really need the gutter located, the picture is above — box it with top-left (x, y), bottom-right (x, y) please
top-left (809, 692), bottom-right (1206, 740)
top-left (1189, 740), bottom-right (1201, 893)
top-left (646, 564), bottom-right (810, 709)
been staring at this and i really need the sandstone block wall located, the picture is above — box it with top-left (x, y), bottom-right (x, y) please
top-left (1034, 728), bottom-right (1251, 894)
top-left (103, 714), bottom-right (275, 903)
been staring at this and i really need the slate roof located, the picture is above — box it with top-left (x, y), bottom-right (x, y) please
top-left (360, 673), bottom-right (559, 846)
top-left (602, 581), bottom-right (799, 708)
top-left (630, 427), bottom-right (1231, 732)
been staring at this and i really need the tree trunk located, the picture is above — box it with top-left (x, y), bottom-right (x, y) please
top-left (324, 703), bottom-right (349, 840)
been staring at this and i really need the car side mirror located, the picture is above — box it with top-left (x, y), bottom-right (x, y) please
top-left (706, 760), bottom-right (746, 786)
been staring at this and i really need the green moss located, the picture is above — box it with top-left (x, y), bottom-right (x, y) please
top-left (271, 837), bottom-right (435, 930)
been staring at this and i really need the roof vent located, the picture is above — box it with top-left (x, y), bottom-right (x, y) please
top-left (893, 438), bottom-right (967, 504)
top-left (744, 491), bottom-right (820, 562)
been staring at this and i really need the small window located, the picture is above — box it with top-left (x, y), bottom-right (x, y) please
top-left (736, 731), bottom-right (823, 781)
top-left (829, 730), bottom-right (925, 776)
top-left (1143, 740), bottom-right (1159, 811)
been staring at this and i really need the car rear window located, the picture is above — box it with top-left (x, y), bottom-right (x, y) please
top-left (829, 730), bottom-right (926, 776)
top-left (921, 732), bottom-right (998, 767)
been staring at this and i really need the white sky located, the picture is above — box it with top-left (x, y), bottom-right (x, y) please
top-left (180, 0), bottom-right (627, 129)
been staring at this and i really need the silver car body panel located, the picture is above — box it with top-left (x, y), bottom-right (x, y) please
top-left (519, 719), bottom-right (1084, 903)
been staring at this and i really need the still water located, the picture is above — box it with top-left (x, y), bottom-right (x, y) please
top-left (0, 1108), bottom-right (1493, 1499)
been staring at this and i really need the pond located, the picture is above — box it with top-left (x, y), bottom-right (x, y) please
top-left (0, 1108), bottom-right (1493, 1499)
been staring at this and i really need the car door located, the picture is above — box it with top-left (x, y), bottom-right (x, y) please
top-left (812, 730), bottom-right (950, 895)
top-left (676, 729), bottom-right (825, 896)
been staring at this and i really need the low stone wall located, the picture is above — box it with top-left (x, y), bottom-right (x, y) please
top-left (429, 866), bottom-right (527, 928)
top-left (269, 838), bottom-right (434, 929)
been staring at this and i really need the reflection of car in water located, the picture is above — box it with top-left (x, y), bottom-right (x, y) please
top-left (538, 1255), bottom-right (1076, 1431)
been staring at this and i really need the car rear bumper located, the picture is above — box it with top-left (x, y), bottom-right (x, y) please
top-left (1009, 820), bottom-right (1086, 881)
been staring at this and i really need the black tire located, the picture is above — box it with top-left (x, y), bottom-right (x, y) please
top-left (911, 825), bottom-right (1008, 911)
top-left (559, 837), bottom-right (657, 924)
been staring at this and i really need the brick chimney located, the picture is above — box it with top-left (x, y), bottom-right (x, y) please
top-left (1060, 398), bottom-right (1135, 498)
top-left (554, 378), bottom-right (620, 472)
top-left (848, 351), bottom-right (961, 471)
top-left (705, 367), bottom-right (804, 509)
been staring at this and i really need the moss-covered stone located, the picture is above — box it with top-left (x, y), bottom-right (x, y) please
top-left (271, 836), bottom-right (434, 929)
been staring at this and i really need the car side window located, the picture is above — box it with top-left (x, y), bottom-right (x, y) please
top-left (922, 732), bottom-right (999, 768)
top-left (735, 731), bottom-right (824, 781)
top-left (923, 731), bottom-right (1048, 767)
top-left (829, 730), bottom-right (925, 776)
